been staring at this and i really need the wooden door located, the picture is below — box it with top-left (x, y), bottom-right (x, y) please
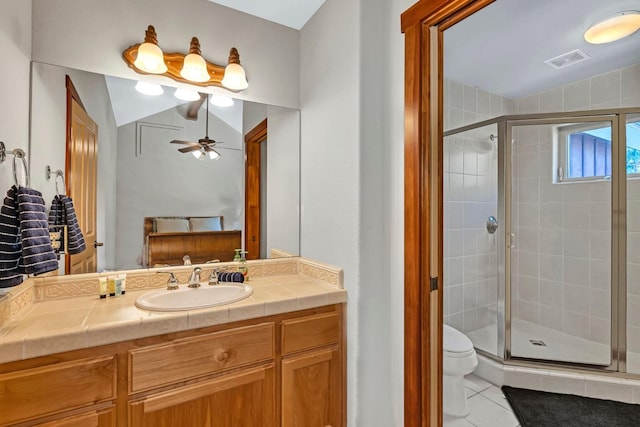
top-left (281, 347), bottom-right (342, 427)
top-left (66, 78), bottom-right (98, 274)
top-left (129, 365), bottom-right (275, 427)
top-left (401, 1), bottom-right (496, 426)
top-left (244, 119), bottom-right (267, 260)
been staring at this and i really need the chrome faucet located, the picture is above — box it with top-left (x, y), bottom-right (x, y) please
top-left (188, 267), bottom-right (202, 288)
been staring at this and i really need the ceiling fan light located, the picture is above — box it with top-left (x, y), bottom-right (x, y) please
top-left (135, 81), bottom-right (164, 96)
top-left (584, 11), bottom-right (640, 44)
top-left (208, 148), bottom-right (221, 160)
top-left (210, 95), bottom-right (234, 107)
top-left (180, 37), bottom-right (210, 83)
top-left (133, 26), bottom-right (167, 74)
top-left (221, 48), bottom-right (248, 91)
top-left (192, 148), bottom-right (206, 159)
top-left (174, 88), bottom-right (201, 101)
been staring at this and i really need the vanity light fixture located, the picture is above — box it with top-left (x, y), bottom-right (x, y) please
top-left (174, 88), bottom-right (201, 101)
top-left (133, 26), bottom-right (167, 74)
top-left (180, 37), bottom-right (210, 82)
top-left (220, 48), bottom-right (249, 91)
top-left (584, 11), bottom-right (640, 44)
top-left (210, 95), bottom-right (235, 107)
top-left (135, 81), bottom-right (164, 96)
top-left (123, 25), bottom-right (249, 91)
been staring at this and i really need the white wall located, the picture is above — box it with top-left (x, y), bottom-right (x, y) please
top-left (31, 0), bottom-right (300, 109)
top-left (0, 0), bottom-right (31, 193)
top-left (266, 106), bottom-right (300, 256)
top-left (115, 107), bottom-right (243, 269)
top-left (300, 0), bottom-right (361, 424)
top-left (29, 63), bottom-right (119, 273)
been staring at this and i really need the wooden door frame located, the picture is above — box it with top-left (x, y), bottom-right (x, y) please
top-left (244, 119), bottom-right (268, 260)
top-left (401, 1), bottom-right (495, 426)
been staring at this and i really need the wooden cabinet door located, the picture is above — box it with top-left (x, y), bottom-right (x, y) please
top-left (129, 365), bottom-right (274, 427)
top-left (282, 347), bottom-right (342, 427)
top-left (34, 405), bottom-right (115, 427)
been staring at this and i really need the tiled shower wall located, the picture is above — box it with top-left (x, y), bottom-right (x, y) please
top-left (511, 63), bottom-right (640, 347)
top-left (443, 79), bottom-right (514, 337)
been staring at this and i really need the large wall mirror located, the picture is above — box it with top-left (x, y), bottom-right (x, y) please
top-left (30, 62), bottom-right (300, 275)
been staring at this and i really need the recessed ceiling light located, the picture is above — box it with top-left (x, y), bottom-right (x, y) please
top-left (135, 81), bottom-right (163, 96)
top-left (210, 95), bottom-right (234, 107)
top-left (174, 88), bottom-right (201, 101)
top-left (584, 11), bottom-right (640, 44)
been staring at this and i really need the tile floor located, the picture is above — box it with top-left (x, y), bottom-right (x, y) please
top-left (444, 374), bottom-right (520, 427)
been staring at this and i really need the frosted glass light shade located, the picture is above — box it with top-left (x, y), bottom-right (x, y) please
top-left (210, 95), bottom-right (234, 107)
top-left (584, 11), bottom-right (640, 44)
top-left (180, 53), bottom-right (210, 82)
top-left (208, 149), bottom-right (221, 160)
top-left (221, 63), bottom-right (248, 91)
top-left (174, 88), bottom-right (201, 101)
top-left (193, 148), bottom-right (205, 159)
top-left (134, 42), bottom-right (167, 74)
top-left (135, 81), bottom-right (163, 96)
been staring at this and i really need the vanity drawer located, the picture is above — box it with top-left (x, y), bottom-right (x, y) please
top-left (281, 312), bottom-right (340, 355)
top-left (129, 322), bottom-right (274, 393)
top-left (0, 356), bottom-right (117, 426)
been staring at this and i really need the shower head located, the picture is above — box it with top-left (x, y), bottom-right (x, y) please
top-left (490, 134), bottom-right (498, 141)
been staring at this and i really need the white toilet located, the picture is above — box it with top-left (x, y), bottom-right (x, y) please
top-left (443, 324), bottom-right (478, 417)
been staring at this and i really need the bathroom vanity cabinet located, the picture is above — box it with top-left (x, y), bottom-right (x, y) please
top-left (0, 304), bottom-right (344, 427)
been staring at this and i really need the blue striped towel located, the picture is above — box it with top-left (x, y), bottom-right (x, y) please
top-left (0, 186), bottom-right (23, 287)
top-left (17, 186), bottom-right (59, 276)
top-left (48, 195), bottom-right (86, 255)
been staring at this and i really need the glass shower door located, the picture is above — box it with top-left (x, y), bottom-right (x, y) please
top-left (443, 123), bottom-right (500, 357)
top-left (508, 117), bottom-right (615, 366)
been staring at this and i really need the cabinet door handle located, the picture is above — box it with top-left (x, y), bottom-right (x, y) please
top-left (94, 241), bottom-right (104, 248)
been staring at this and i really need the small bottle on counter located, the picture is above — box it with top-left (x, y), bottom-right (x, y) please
top-left (233, 249), bottom-right (241, 263)
top-left (114, 276), bottom-right (123, 296)
top-left (98, 277), bottom-right (107, 299)
top-left (107, 276), bottom-right (116, 297)
top-left (238, 251), bottom-right (249, 281)
top-left (119, 273), bottom-right (127, 295)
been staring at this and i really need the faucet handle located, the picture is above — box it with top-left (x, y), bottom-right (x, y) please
top-left (156, 271), bottom-right (180, 290)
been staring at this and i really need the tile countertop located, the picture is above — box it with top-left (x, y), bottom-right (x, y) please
top-left (0, 273), bottom-right (347, 365)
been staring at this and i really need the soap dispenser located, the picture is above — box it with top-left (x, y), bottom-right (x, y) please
top-left (238, 251), bottom-right (249, 281)
top-left (233, 249), bottom-right (241, 263)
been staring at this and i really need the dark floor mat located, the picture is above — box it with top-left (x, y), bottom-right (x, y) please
top-left (502, 386), bottom-right (640, 427)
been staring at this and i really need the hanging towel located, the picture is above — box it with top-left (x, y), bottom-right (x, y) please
top-left (17, 186), bottom-right (59, 276)
top-left (0, 186), bottom-right (23, 288)
top-left (61, 196), bottom-right (85, 255)
top-left (48, 195), bottom-right (86, 255)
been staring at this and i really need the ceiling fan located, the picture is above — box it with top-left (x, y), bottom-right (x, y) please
top-left (170, 93), bottom-right (222, 160)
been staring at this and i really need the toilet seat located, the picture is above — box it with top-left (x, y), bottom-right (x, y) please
top-left (444, 324), bottom-right (474, 357)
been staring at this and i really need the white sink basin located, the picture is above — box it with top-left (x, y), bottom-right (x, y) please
top-left (135, 284), bottom-right (253, 312)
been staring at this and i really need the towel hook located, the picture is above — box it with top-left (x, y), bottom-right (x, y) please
top-left (0, 141), bottom-right (29, 187)
top-left (55, 170), bottom-right (65, 196)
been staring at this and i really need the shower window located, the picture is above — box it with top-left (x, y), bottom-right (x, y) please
top-left (557, 120), bottom-right (640, 182)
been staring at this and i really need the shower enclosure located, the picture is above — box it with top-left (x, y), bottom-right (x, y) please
top-left (443, 107), bottom-right (640, 375)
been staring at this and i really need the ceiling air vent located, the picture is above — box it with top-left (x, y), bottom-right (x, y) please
top-left (544, 49), bottom-right (591, 69)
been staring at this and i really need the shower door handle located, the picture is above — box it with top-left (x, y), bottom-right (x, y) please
top-left (507, 233), bottom-right (515, 248)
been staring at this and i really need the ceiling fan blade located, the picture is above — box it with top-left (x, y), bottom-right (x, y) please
top-left (178, 146), bottom-right (201, 153)
top-left (170, 140), bottom-right (197, 145)
top-left (186, 93), bottom-right (207, 121)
